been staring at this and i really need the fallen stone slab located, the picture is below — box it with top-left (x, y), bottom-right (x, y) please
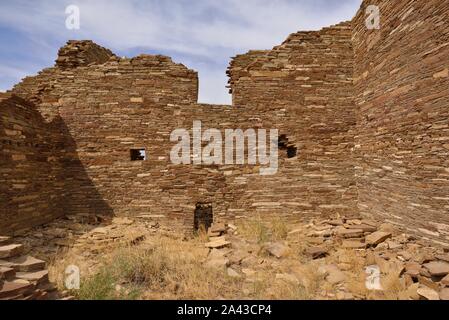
top-left (417, 286), bottom-right (440, 300)
top-left (319, 265), bottom-right (346, 285)
top-left (0, 244), bottom-right (24, 259)
top-left (342, 240), bottom-right (366, 249)
top-left (440, 288), bottom-right (449, 301)
top-left (0, 237), bottom-right (11, 246)
top-left (210, 223), bottom-right (226, 234)
top-left (0, 280), bottom-right (34, 299)
top-left (423, 261), bottom-right (449, 277)
top-left (305, 247), bottom-right (328, 259)
top-left (436, 254), bottom-right (449, 263)
top-left (336, 229), bottom-right (364, 239)
top-left (366, 231), bottom-right (392, 246)
top-left (276, 273), bottom-right (300, 285)
top-left (207, 230), bottom-right (222, 237)
top-left (328, 219), bottom-right (344, 226)
top-left (16, 270), bottom-right (49, 285)
top-left (347, 224), bottom-right (377, 233)
top-left (405, 262), bottom-right (422, 278)
top-left (265, 243), bottom-right (290, 259)
top-left (208, 236), bottom-right (226, 243)
top-left (417, 275), bottom-right (440, 291)
top-left (0, 256), bottom-right (46, 272)
top-left (441, 274), bottom-right (449, 286)
top-left (0, 267), bottom-right (15, 280)
top-left (205, 239), bottom-right (231, 249)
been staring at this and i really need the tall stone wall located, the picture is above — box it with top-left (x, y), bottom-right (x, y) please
top-left (0, 94), bottom-right (65, 233)
top-left (353, 0), bottom-right (449, 243)
top-left (7, 30), bottom-right (358, 232)
top-left (11, 41), bottom-right (210, 231)
top-left (227, 22), bottom-right (358, 219)
top-left (3, 0), bottom-right (449, 239)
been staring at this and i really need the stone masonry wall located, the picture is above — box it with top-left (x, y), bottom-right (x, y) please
top-left (353, 0), bottom-right (449, 243)
top-left (8, 28), bottom-right (358, 232)
top-left (0, 94), bottom-right (65, 233)
top-left (3, 0), bottom-right (449, 240)
top-left (227, 22), bottom-right (358, 219)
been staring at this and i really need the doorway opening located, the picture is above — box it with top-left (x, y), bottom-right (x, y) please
top-left (194, 203), bottom-right (213, 232)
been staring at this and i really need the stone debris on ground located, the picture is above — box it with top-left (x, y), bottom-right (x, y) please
top-left (0, 237), bottom-right (69, 300)
top-left (6, 214), bottom-right (449, 300)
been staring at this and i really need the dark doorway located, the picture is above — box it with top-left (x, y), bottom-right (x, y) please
top-left (194, 203), bottom-right (213, 232)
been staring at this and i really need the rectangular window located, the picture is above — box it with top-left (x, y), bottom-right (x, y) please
top-left (130, 148), bottom-right (146, 161)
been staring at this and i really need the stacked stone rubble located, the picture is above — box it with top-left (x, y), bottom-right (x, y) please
top-left (0, 236), bottom-right (60, 300)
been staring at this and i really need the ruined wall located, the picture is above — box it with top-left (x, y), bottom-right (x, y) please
top-left (227, 22), bottom-right (358, 219)
top-left (4, 0), bottom-right (449, 237)
top-left (12, 41), bottom-right (207, 230)
top-left (0, 94), bottom-right (65, 233)
top-left (353, 0), bottom-right (449, 243)
top-left (9, 29), bottom-right (358, 231)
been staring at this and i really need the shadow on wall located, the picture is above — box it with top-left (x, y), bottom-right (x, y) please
top-left (0, 95), bottom-right (113, 235)
top-left (58, 118), bottom-right (114, 218)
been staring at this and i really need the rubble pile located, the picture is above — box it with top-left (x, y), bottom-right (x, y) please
top-left (0, 236), bottom-right (68, 300)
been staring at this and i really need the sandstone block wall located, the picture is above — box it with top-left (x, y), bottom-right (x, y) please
top-left (353, 0), bottom-right (449, 243)
top-left (10, 41), bottom-right (205, 231)
top-left (0, 94), bottom-right (65, 233)
top-left (227, 22), bottom-right (358, 219)
top-left (2, 0), bottom-right (449, 242)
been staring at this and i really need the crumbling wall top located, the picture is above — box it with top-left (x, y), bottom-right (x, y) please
top-left (55, 40), bottom-right (115, 69)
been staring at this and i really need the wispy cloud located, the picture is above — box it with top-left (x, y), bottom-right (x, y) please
top-left (0, 0), bottom-right (362, 102)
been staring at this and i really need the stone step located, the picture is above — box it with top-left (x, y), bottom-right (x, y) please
top-left (0, 280), bottom-right (35, 299)
top-left (0, 237), bottom-right (11, 246)
top-left (0, 244), bottom-right (24, 259)
top-left (16, 270), bottom-right (49, 285)
top-left (0, 267), bottom-right (16, 280)
top-left (0, 255), bottom-right (46, 272)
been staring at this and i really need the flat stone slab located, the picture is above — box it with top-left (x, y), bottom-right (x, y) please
top-left (0, 244), bottom-right (24, 259)
top-left (337, 229), bottom-right (364, 239)
top-left (441, 274), bottom-right (449, 286)
top-left (0, 267), bottom-right (15, 280)
top-left (205, 239), bottom-right (231, 249)
top-left (210, 223), bottom-right (226, 234)
top-left (16, 270), bottom-right (49, 285)
top-left (347, 224), bottom-right (377, 233)
top-left (0, 256), bottom-right (46, 272)
top-left (440, 288), bottom-right (449, 301)
top-left (366, 231), bottom-right (392, 246)
top-left (423, 261), bottom-right (449, 277)
top-left (0, 237), bottom-right (11, 246)
top-left (0, 280), bottom-right (34, 299)
top-left (417, 286), bottom-right (440, 300)
top-left (342, 240), bottom-right (367, 249)
top-left (265, 243), bottom-right (290, 259)
top-left (305, 247), bottom-right (328, 259)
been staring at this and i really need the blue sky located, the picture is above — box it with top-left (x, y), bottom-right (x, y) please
top-left (0, 0), bottom-right (362, 104)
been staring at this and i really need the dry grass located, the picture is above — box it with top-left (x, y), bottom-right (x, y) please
top-left (237, 216), bottom-right (289, 244)
top-left (48, 229), bottom-right (323, 300)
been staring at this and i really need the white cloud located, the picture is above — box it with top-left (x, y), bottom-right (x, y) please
top-left (0, 0), bottom-right (362, 103)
